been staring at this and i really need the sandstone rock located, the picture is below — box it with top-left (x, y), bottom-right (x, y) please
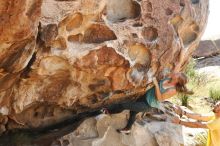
top-left (0, 116), bottom-right (7, 134)
top-left (73, 118), bottom-right (98, 140)
top-left (0, 0), bottom-right (41, 82)
top-left (56, 131), bottom-right (95, 146)
top-left (96, 111), bottom-right (129, 137)
top-left (0, 0), bottom-right (209, 136)
top-left (214, 39), bottom-right (220, 50)
top-left (57, 111), bottom-right (207, 146)
top-left (147, 122), bottom-right (183, 146)
top-left (121, 123), bottom-right (158, 146)
top-left (193, 40), bottom-right (219, 58)
top-left (92, 126), bottom-right (127, 146)
top-left (57, 111), bottom-right (128, 146)
top-left (196, 54), bottom-right (220, 69)
top-left (0, 0), bottom-right (42, 131)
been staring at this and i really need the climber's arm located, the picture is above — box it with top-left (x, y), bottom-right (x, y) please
top-left (153, 78), bottom-right (176, 101)
top-left (183, 112), bottom-right (214, 122)
top-left (172, 116), bottom-right (208, 129)
top-left (153, 77), bottom-right (163, 101)
top-left (174, 106), bottom-right (214, 122)
top-left (173, 46), bottom-right (185, 72)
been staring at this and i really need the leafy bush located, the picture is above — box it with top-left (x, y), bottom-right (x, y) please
top-left (209, 88), bottom-right (220, 101)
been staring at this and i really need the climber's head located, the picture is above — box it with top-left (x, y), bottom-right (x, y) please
top-left (170, 72), bottom-right (188, 85)
top-left (170, 73), bottom-right (193, 95)
top-left (213, 101), bottom-right (220, 116)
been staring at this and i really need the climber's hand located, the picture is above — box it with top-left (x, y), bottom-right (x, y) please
top-left (152, 77), bottom-right (158, 85)
top-left (101, 108), bottom-right (110, 114)
top-left (173, 105), bottom-right (182, 116)
top-left (171, 116), bottom-right (181, 124)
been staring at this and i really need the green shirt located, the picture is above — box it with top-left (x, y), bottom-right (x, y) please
top-left (145, 78), bottom-right (174, 108)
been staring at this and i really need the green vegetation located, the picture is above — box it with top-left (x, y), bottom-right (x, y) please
top-left (179, 94), bottom-right (189, 107)
top-left (185, 59), bottom-right (207, 87)
top-left (171, 58), bottom-right (214, 112)
top-left (172, 59), bottom-right (219, 146)
top-left (174, 59), bottom-right (204, 107)
top-left (209, 88), bottom-right (220, 102)
top-left (194, 131), bottom-right (208, 146)
top-left (171, 58), bottom-right (220, 112)
top-left (185, 58), bottom-right (197, 78)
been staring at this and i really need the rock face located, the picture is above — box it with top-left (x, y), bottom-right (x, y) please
top-left (193, 40), bottom-right (220, 58)
top-left (56, 111), bottom-right (207, 146)
top-left (0, 0), bottom-right (209, 134)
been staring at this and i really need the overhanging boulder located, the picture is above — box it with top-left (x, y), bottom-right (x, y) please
top-left (0, 0), bottom-right (209, 133)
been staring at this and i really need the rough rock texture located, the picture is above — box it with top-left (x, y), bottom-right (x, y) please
top-left (193, 40), bottom-right (220, 58)
top-left (0, 0), bottom-right (209, 134)
top-left (56, 111), bottom-right (207, 146)
top-left (196, 54), bottom-right (220, 68)
top-left (196, 54), bottom-right (220, 80)
top-left (214, 39), bottom-right (220, 49)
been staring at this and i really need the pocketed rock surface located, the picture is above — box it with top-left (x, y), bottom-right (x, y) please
top-left (0, 0), bottom-right (208, 135)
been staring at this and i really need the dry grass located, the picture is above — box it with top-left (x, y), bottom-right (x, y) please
top-left (194, 131), bottom-right (208, 146)
top-left (209, 88), bottom-right (220, 102)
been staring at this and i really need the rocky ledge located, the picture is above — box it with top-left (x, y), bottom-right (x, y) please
top-left (54, 111), bottom-right (207, 146)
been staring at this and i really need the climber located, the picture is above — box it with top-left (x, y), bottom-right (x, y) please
top-left (172, 101), bottom-right (220, 146)
top-left (102, 72), bottom-right (193, 134)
